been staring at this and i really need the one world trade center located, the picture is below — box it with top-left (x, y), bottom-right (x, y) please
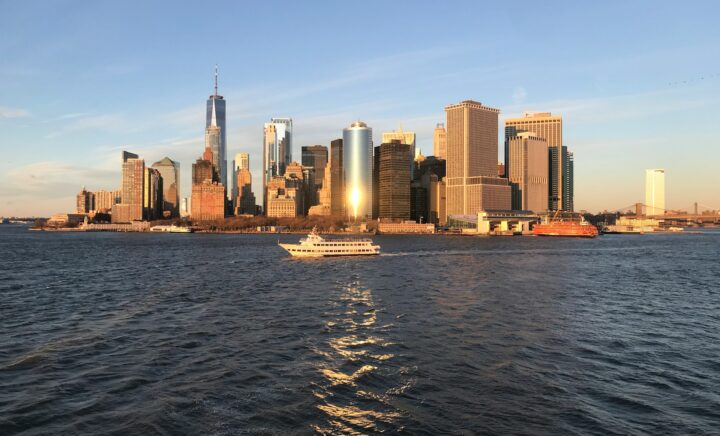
top-left (206, 66), bottom-right (227, 191)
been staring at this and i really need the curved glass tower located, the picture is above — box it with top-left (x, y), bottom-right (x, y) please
top-left (342, 121), bottom-right (373, 220)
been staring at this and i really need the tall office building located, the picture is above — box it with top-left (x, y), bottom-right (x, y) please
top-left (562, 148), bottom-right (574, 212)
top-left (302, 145), bottom-right (328, 206)
top-left (232, 152), bottom-right (250, 210)
top-left (330, 139), bottom-right (344, 217)
top-left (378, 140), bottom-right (412, 220)
top-left (645, 169), bottom-right (665, 216)
top-left (382, 128), bottom-right (415, 177)
top-left (262, 118), bottom-right (293, 213)
top-left (206, 66), bottom-right (227, 190)
top-left (112, 151), bottom-right (145, 223)
top-left (76, 188), bottom-right (94, 214)
top-left (235, 165), bottom-right (256, 215)
top-left (94, 190), bottom-right (121, 212)
top-left (433, 123), bottom-right (447, 159)
top-left (151, 157), bottom-right (180, 218)
top-left (204, 125), bottom-right (222, 182)
top-left (191, 146), bottom-right (225, 221)
top-left (343, 121), bottom-right (373, 220)
top-left (144, 167), bottom-right (163, 220)
top-left (506, 132), bottom-right (549, 213)
top-left (505, 112), bottom-right (563, 210)
top-left (235, 152), bottom-right (249, 170)
top-left (445, 100), bottom-right (511, 216)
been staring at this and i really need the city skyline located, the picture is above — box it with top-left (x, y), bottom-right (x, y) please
top-left (1, 1), bottom-right (719, 216)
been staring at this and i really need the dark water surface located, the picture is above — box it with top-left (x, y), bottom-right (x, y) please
top-left (1, 225), bottom-right (719, 435)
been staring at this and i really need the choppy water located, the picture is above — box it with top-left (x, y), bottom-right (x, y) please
top-left (1, 225), bottom-right (719, 435)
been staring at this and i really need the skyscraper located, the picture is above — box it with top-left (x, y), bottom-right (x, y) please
top-left (76, 187), bottom-right (94, 214)
top-left (343, 121), bottom-right (373, 220)
top-left (433, 123), bottom-right (447, 159)
top-left (232, 152), bottom-right (250, 210)
top-left (445, 100), bottom-right (511, 216)
top-left (204, 125), bottom-right (222, 182)
top-left (302, 145), bottom-right (328, 206)
top-left (262, 118), bottom-right (293, 213)
top-left (206, 66), bottom-right (227, 190)
top-left (378, 140), bottom-right (412, 220)
top-left (330, 138), bottom-right (344, 217)
top-left (382, 128), bottom-right (415, 177)
top-left (645, 169), bottom-right (665, 216)
top-left (562, 148), bottom-right (574, 212)
top-left (151, 157), bottom-right (180, 218)
top-left (112, 151), bottom-right (145, 223)
top-left (506, 132), bottom-right (549, 213)
top-left (144, 167), bottom-right (163, 220)
top-left (505, 112), bottom-right (563, 211)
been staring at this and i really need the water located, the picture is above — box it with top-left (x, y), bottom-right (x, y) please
top-left (1, 225), bottom-right (719, 435)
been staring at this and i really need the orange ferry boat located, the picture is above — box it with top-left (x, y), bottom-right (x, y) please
top-left (533, 215), bottom-right (599, 238)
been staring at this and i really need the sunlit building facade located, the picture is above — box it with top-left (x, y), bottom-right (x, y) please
top-left (433, 123), bottom-right (447, 159)
top-left (445, 100), bottom-right (511, 216)
top-left (343, 122), bottom-right (373, 220)
top-left (505, 112), bottom-right (563, 211)
top-left (151, 157), bottom-right (180, 218)
top-left (112, 151), bottom-right (145, 223)
top-left (206, 68), bottom-right (227, 190)
top-left (263, 118), bottom-right (293, 213)
top-left (645, 168), bottom-right (665, 216)
top-left (506, 132), bottom-right (549, 213)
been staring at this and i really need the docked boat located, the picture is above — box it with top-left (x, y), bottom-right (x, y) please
top-left (279, 227), bottom-right (380, 257)
top-left (150, 225), bottom-right (193, 233)
top-left (533, 216), bottom-right (598, 238)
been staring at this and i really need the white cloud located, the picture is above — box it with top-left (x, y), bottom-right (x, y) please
top-left (0, 106), bottom-right (30, 119)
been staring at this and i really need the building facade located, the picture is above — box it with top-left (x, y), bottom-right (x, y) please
top-left (301, 145), bottom-right (328, 207)
top-left (151, 157), bottom-right (180, 218)
top-left (562, 147), bottom-right (574, 212)
top-left (433, 123), bottom-right (447, 159)
top-left (330, 139), bottom-right (344, 217)
top-left (232, 152), bottom-right (250, 211)
top-left (94, 190), bottom-right (121, 212)
top-left (263, 118), bottom-right (293, 213)
top-left (144, 167), bottom-right (163, 220)
top-left (505, 112), bottom-right (563, 211)
top-left (645, 168), bottom-right (665, 216)
top-left (506, 132), bottom-right (549, 213)
top-left (343, 122), bottom-right (373, 220)
top-left (76, 188), bottom-right (94, 214)
top-left (112, 151), bottom-right (145, 223)
top-left (445, 100), bottom-right (511, 216)
top-left (191, 181), bottom-right (225, 221)
top-left (206, 67), bottom-right (227, 190)
top-left (378, 141), bottom-right (412, 220)
top-left (381, 129), bottom-right (415, 177)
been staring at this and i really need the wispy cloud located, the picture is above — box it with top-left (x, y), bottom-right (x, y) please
top-left (44, 113), bottom-right (136, 138)
top-left (0, 106), bottom-right (31, 119)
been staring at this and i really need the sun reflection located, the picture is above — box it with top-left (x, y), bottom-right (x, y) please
top-left (311, 279), bottom-right (403, 433)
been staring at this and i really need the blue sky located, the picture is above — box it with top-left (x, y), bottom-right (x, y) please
top-left (1, 0), bottom-right (719, 216)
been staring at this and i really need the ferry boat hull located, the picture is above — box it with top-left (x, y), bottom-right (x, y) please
top-left (280, 227), bottom-right (380, 257)
top-left (533, 222), bottom-right (598, 238)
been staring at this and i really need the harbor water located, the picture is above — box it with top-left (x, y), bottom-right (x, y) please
top-left (1, 225), bottom-right (719, 434)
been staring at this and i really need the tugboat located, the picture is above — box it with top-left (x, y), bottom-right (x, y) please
top-left (533, 212), bottom-right (598, 238)
top-left (279, 226), bottom-right (380, 257)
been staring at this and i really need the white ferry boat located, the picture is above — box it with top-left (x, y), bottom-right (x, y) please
top-left (150, 225), bottom-right (193, 233)
top-left (279, 227), bottom-right (380, 257)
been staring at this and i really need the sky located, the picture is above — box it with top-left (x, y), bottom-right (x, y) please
top-left (1, 0), bottom-right (719, 216)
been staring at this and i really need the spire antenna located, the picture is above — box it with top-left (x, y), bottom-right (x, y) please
top-left (214, 64), bottom-right (218, 96)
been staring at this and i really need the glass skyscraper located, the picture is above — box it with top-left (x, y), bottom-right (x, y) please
top-left (206, 67), bottom-right (227, 191)
top-left (343, 121), bottom-right (373, 220)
